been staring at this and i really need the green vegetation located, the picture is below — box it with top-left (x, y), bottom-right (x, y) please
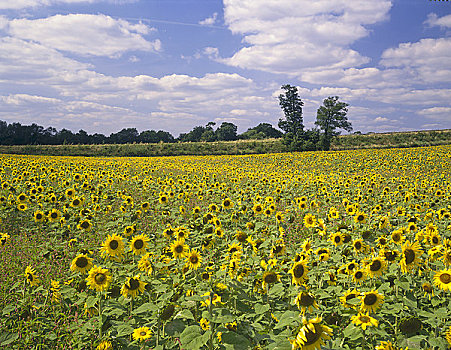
top-left (0, 129), bottom-right (451, 157)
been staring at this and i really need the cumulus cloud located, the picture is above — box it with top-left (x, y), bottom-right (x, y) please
top-left (0, 0), bottom-right (138, 10)
top-left (417, 107), bottom-right (451, 121)
top-left (425, 13), bottom-right (451, 29)
top-left (7, 14), bottom-right (160, 57)
top-left (219, 0), bottom-right (392, 75)
top-left (199, 12), bottom-right (218, 26)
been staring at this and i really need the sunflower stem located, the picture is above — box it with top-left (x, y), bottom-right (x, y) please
top-left (98, 294), bottom-right (103, 339)
top-left (208, 290), bottom-right (214, 350)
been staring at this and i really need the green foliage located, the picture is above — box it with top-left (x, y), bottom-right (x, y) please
top-left (315, 96), bottom-right (352, 150)
top-left (278, 85), bottom-right (304, 138)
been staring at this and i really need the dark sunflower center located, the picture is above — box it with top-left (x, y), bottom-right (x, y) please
top-left (134, 239), bottom-right (144, 250)
top-left (109, 240), bottom-right (119, 250)
top-left (299, 293), bottom-right (314, 306)
top-left (355, 271), bottom-right (363, 279)
top-left (274, 245), bottom-right (283, 254)
top-left (224, 200), bottom-right (230, 206)
top-left (393, 233), bottom-right (400, 241)
top-left (348, 263), bottom-right (356, 271)
top-left (364, 294), bottom-right (377, 306)
top-left (230, 247), bottom-right (238, 254)
top-left (264, 273), bottom-right (277, 284)
top-left (175, 245), bottom-right (184, 253)
top-left (140, 331), bottom-right (147, 336)
top-left (190, 255), bottom-right (199, 264)
top-left (439, 273), bottom-right (451, 284)
top-left (370, 260), bottom-right (382, 271)
top-left (36, 213), bottom-right (42, 219)
top-left (318, 249), bottom-right (327, 255)
top-left (432, 237), bottom-right (438, 244)
top-left (304, 324), bottom-right (322, 345)
top-left (76, 257), bottom-right (88, 268)
top-left (422, 283), bottom-right (432, 293)
top-left (354, 242), bottom-right (361, 250)
top-left (95, 273), bottom-right (106, 284)
top-left (334, 236), bottom-right (341, 243)
top-left (27, 273), bottom-right (33, 282)
top-left (73, 199), bottom-right (80, 205)
top-left (81, 221), bottom-right (89, 229)
top-left (202, 272), bottom-right (210, 280)
top-left (51, 212), bottom-right (58, 219)
top-left (346, 293), bottom-right (357, 301)
top-left (293, 264), bottom-right (305, 278)
top-left (360, 316), bottom-right (370, 323)
top-left (128, 278), bottom-right (140, 290)
top-left (404, 249), bottom-right (415, 264)
top-left (357, 215), bottom-right (364, 221)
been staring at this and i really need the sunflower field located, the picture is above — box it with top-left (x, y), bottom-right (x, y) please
top-left (0, 146), bottom-right (451, 350)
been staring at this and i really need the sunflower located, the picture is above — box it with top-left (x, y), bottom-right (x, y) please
top-left (433, 269), bottom-right (451, 291)
top-left (222, 198), bottom-right (233, 209)
top-left (175, 226), bottom-right (190, 241)
top-left (399, 240), bottom-right (423, 273)
top-left (99, 234), bottom-right (124, 260)
top-left (252, 203), bottom-right (263, 215)
top-left (70, 253), bottom-right (93, 274)
top-left (340, 289), bottom-right (361, 308)
top-left (130, 234), bottom-right (150, 255)
top-left (301, 240), bottom-right (312, 253)
top-left (292, 316), bottom-right (332, 350)
top-left (201, 292), bottom-right (222, 307)
top-left (352, 269), bottom-right (366, 284)
top-left (162, 225), bottom-right (174, 239)
top-left (235, 230), bottom-right (248, 243)
top-left (121, 275), bottom-right (146, 298)
top-left (228, 243), bottom-right (242, 258)
top-left (352, 239), bottom-right (365, 253)
top-left (25, 266), bottom-right (39, 286)
top-left (209, 203), bottom-right (219, 212)
top-left (345, 260), bottom-right (358, 275)
top-left (442, 249), bottom-right (451, 266)
top-left (329, 232), bottom-right (344, 246)
top-left (295, 291), bottom-right (318, 314)
top-left (34, 210), bottom-right (45, 223)
top-left (77, 219), bottom-right (92, 231)
top-left (262, 271), bottom-right (279, 291)
top-left (138, 253), bottom-right (153, 275)
top-left (445, 325), bottom-right (451, 348)
top-left (351, 312), bottom-right (378, 330)
top-left (354, 212), bottom-right (367, 224)
top-left (366, 256), bottom-right (386, 278)
top-left (0, 233), bottom-right (9, 246)
top-left (96, 340), bottom-right (112, 350)
top-left (70, 196), bottom-right (83, 208)
top-left (270, 240), bottom-right (286, 258)
top-left (375, 341), bottom-right (403, 350)
top-left (140, 201), bottom-right (150, 212)
top-left (202, 235), bottom-right (215, 250)
top-left (170, 240), bottom-right (189, 259)
top-left (132, 326), bottom-right (152, 342)
top-left (185, 250), bottom-right (202, 270)
top-left (303, 213), bottom-right (316, 228)
top-left (48, 209), bottom-right (61, 222)
top-left (390, 229), bottom-right (405, 245)
top-left (17, 203), bottom-right (27, 211)
top-left (200, 318), bottom-right (210, 330)
top-left (360, 290), bottom-right (384, 313)
top-left (289, 261), bottom-right (309, 285)
top-left (86, 265), bottom-right (112, 292)
top-left (123, 225), bottom-right (135, 236)
top-left (398, 316), bottom-right (422, 335)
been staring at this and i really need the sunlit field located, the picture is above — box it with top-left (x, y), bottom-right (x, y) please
top-left (1, 146), bottom-right (451, 350)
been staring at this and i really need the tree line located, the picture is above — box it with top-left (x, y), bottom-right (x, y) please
top-left (0, 120), bottom-right (282, 146)
top-left (0, 85), bottom-right (351, 150)
top-left (278, 84), bottom-right (352, 151)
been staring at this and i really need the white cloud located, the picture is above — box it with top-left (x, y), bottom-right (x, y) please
top-left (425, 13), bottom-right (451, 29)
top-left (417, 107), bottom-right (451, 121)
top-left (8, 14), bottom-right (160, 57)
top-left (0, 0), bottom-right (138, 10)
top-left (220, 0), bottom-right (392, 75)
top-left (199, 12), bottom-right (218, 26)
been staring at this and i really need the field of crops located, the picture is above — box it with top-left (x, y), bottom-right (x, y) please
top-left (0, 146), bottom-right (451, 350)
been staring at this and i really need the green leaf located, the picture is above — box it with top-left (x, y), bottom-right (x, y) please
top-left (221, 331), bottom-right (251, 350)
top-left (175, 309), bottom-right (195, 320)
top-left (274, 311), bottom-right (299, 329)
top-left (165, 319), bottom-right (186, 337)
top-left (132, 302), bottom-right (157, 315)
top-left (85, 296), bottom-right (98, 308)
top-left (0, 332), bottom-right (19, 346)
top-left (116, 323), bottom-right (134, 337)
top-left (395, 277), bottom-right (410, 290)
top-left (2, 305), bottom-right (15, 315)
top-left (180, 325), bottom-right (210, 350)
top-left (255, 303), bottom-right (270, 315)
top-left (268, 283), bottom-right (284, 298)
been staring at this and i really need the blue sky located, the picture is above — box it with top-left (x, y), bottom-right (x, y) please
top-left (0, 0), bottom-right (450, 136)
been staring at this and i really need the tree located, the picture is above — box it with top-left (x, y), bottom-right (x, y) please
top-left (240, 123), bottom-right (283, 140)
top-left (278, 84), bottom-right (304, 136)
top-left (215, 122), bottom-right (237, 141)
top-left (278, 84), bottom-right (305, 150)
top-left (315, 96), bottom-right (352, 150)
